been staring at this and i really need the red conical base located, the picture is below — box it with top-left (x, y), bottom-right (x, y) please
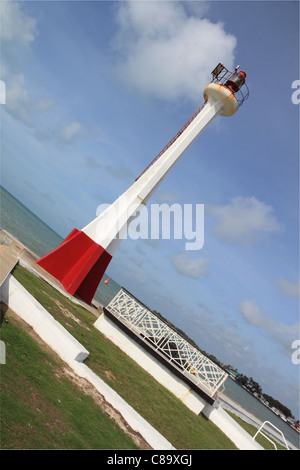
top-left (36, 228), bottom-right (112, 304)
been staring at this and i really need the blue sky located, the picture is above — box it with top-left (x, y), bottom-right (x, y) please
top-left (1, 1), bottom-right (299, 419)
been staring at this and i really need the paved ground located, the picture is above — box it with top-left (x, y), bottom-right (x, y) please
top-left (0, 231), bottom-right (24, 286)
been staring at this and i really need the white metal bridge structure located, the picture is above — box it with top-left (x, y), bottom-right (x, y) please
top-left (104, 288), bottom-right (228, 403)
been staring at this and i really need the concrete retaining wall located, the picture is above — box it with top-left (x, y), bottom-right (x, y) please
top-left (202, 403), bottom-right (263, 450)
top-left (94, 313), bottom-right (207, 415)
top-left (1, 274), bottom-right (89, 362)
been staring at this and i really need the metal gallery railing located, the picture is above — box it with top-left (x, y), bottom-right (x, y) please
top-left (135, 63), bottom-right (248, 182)
top-left (105, 288), bottom-right (228, 400)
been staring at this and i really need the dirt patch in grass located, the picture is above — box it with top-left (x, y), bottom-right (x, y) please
top-left (60, 367), bottom-right (152, 449)
top-left (53, 298), bottom-right (91, 331)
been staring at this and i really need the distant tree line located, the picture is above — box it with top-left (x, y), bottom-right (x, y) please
top-left (261, 393), bottom-right (293, 420)
top-left (220, 370), bottom-right (294, 419)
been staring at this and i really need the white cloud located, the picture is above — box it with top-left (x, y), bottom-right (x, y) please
top-left (34, 97), bottom-right (55, 112)
top-left (60, 121), bottom-right (85, 142)
top-left (3, 68), bottom-right (55, 126)
top-left (275, 278), bottom-right (300, 299)
top-left (85, 156), bottom-right (102, 169)
top-left (209, 196), bottom-right (281, 245)
top-left (171, 252), bottom-right (210, 278)
top-left (0, 1), bottom-right (37, 45)
top-left (113, 0), bottom-right (236, 102)
top-left (1, 2), bottom-right (55, 126)
top-left (105, 163), bottom-right (135, 181)
top-left (4, 72), bottom-right (31, 125)
top-left (191, 308), bottom-right (255, 365)
top-left (239, 299), bottom-right (299, 356)
top-left (1, 1), bottom-right (37, 115)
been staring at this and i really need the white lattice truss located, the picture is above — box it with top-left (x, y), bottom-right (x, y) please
top-left (106, 288), bottom-right (228, 399)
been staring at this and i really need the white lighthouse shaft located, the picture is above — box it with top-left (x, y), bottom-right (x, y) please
top-left (82, 83), bottom-right (236, 256)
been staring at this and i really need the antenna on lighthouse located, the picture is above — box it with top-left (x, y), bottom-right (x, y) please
top-left (36, 63), bottom-right (249, 304)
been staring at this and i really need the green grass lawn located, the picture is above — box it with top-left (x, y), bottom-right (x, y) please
top-left (1, 265), bottom-right (240, 449)
top-left (0, 305), bottom-right (138, 450)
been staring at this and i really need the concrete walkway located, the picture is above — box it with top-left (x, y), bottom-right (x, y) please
top-left (0, 231), bottom-right (24, 286)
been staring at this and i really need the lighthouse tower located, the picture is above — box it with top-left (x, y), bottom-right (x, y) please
top-left (36, 64), bottom-right (248, 304)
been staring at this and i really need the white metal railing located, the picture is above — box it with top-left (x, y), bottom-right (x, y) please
top-left (106, 288), bottom-right (228, 399)
top-left (253, 421), bottom-right (289, 450)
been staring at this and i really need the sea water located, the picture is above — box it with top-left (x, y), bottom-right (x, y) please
top-left (1, 186), bottom-right (299, 448)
